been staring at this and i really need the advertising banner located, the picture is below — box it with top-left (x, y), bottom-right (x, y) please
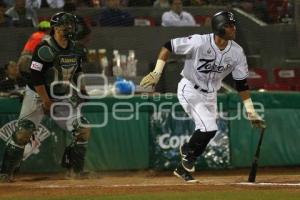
top-left (149, 111), bottom-right (230, 170)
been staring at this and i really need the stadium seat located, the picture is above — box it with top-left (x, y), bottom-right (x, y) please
top-left (273, 67), bottom-right (300, 89)
top-left (193, 15), bottom-right (211, 26)
top-left (294, 84), bottom-right (300, 92)
top-left (263, 83), bottom-right (291, 91)
top-left (247, 68), bottom-right (268, 90)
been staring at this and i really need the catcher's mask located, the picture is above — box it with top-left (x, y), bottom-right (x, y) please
top-left (50, 12), bottom-right (77, 40)
top-left (211, 11), bottom-right (236, 38)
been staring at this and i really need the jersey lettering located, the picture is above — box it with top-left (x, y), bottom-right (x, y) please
top-left (197, 59), bottom-right (227, 74)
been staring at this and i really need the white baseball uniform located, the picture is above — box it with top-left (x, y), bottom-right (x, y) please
top-left (172, 33), bottom-right (248, 132)
top-left (162, 10), bottom-right (197, 27)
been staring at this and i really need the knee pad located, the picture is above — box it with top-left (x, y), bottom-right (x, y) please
top-left (72, 117), bottom-right (91, 142)
top-left (13, 119), bottom-right (36, 146)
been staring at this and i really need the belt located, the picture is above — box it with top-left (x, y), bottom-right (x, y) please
top-left (194, 85), bottom-right (209, 93)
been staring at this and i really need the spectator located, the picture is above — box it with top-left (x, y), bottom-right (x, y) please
top-left (0, 61), bottom-right (26, 93)
top-left (278, 0), bottom-right (294, 23)
top-left (25, 0), bottom-right (65, 8)
top-left (5, 0), bottom-right (38, 27)
top-left (0, 1), bottom-right (12, 27)
top-left (161, 0), bottom-right (198, 27)
top-left (17, 20), bottom-right (51, 81)
top-left (3, 0), bottom-right (47, 9)
top-left (46, 0), bottom-right (65, 8)
top-left (25, 0), bottom-right (42, 9)
top-left (153, 0), bottom-right (170, 8)
top-left (99, 0), bottom-right (134, 26)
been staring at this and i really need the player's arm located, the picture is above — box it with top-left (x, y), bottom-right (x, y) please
top-left (30, 49), bottom-right (53, 112)
top-left (236, 79), bottom-right (266, 129)
top-left (140, 43), bottom-right (171, 88)
top-left (140, 35), bottom-right (196, 88)
top-left (35, 84), bottom-right (53, 111)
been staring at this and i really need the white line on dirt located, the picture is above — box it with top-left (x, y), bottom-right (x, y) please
top-left (236, 182), bottom-right (300, 187)
top-left (7, 182), bottom-right (300, 189)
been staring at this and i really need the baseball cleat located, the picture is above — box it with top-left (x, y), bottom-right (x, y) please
top-left (179, 144), bottom-right (195, 172)
top-left (173, 167), bottom-right (198, 183)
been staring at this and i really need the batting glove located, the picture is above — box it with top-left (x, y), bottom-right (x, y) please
top-left (247, 112), bottom-right (266, 129)
top-left (140, 71), bottom-right (161, 88)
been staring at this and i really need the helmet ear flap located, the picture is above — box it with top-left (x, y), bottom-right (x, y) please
top-left (218, 26), bottom-right (225, 37)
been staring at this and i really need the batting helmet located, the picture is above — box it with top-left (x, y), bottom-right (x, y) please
top-left (211, 11), bottom-right (236, 37)
top-left (50, 12), bottom-right (77, 40)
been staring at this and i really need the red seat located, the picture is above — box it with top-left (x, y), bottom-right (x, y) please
top-left (273, 67), bottom-right (300, 90)
top-left (247, 68), bottom-right (268, 90)
top-left (294, 84), bottom-right (300, 92)
top-left (194, 15), bottom-right (210, 26)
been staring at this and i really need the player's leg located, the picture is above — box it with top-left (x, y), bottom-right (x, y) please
top-left (180, 130), bottom-right (216, 172)
top-left (52, 104), bottom-right (91, 176)
top-left (176, 78), bottom-right (217, 172)
top-left (61, 116), bottom-right (91, 175)
top-left (0, 88), bottom-right (43, 182)
top-left (0, 119), bottom-right (36, 180)
top-left (173, 163), bottom-right (199, 183)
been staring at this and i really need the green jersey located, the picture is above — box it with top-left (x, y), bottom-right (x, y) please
top-left (29, 36), bottom-right (83, 99)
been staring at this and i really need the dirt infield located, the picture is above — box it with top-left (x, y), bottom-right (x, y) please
top-left (1, 168), bottom-right (300, 198)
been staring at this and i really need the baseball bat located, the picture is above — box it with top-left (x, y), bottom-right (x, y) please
top-left (248, 128), bottom-right (266, 183)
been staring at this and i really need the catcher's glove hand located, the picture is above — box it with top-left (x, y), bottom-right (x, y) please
top-left (140, 71), bottom-right (161, 88)
top-left (247, 112), bottom-right (266, 129)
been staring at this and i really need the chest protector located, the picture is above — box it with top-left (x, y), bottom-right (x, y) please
top-left (37, 37), bottom-right (82, 97)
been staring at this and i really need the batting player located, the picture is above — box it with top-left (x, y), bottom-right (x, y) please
top-left (0, 12), bottom-right (91, 182)
top-left (140, 11), bottom-right (266, 183)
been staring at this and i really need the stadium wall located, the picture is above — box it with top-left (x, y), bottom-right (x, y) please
top-left (0, 92), bottom-right (300, 172)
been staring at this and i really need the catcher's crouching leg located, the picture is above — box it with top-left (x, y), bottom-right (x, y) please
top-left (1, 119), bottom-right (35, 182)
top-left (62, 117), bottom-right (91, 175)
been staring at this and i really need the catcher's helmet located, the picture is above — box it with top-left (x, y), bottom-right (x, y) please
top-left (50, 12), bottom-right (77, 40)
top-left (211, 11), bottom-right (236, 37)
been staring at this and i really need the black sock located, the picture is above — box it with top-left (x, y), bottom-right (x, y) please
top-left (187, 130), bottom-right (216, 158)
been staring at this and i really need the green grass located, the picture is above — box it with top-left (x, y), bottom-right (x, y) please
top-left (2, 191), bottom-right (300, 200)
